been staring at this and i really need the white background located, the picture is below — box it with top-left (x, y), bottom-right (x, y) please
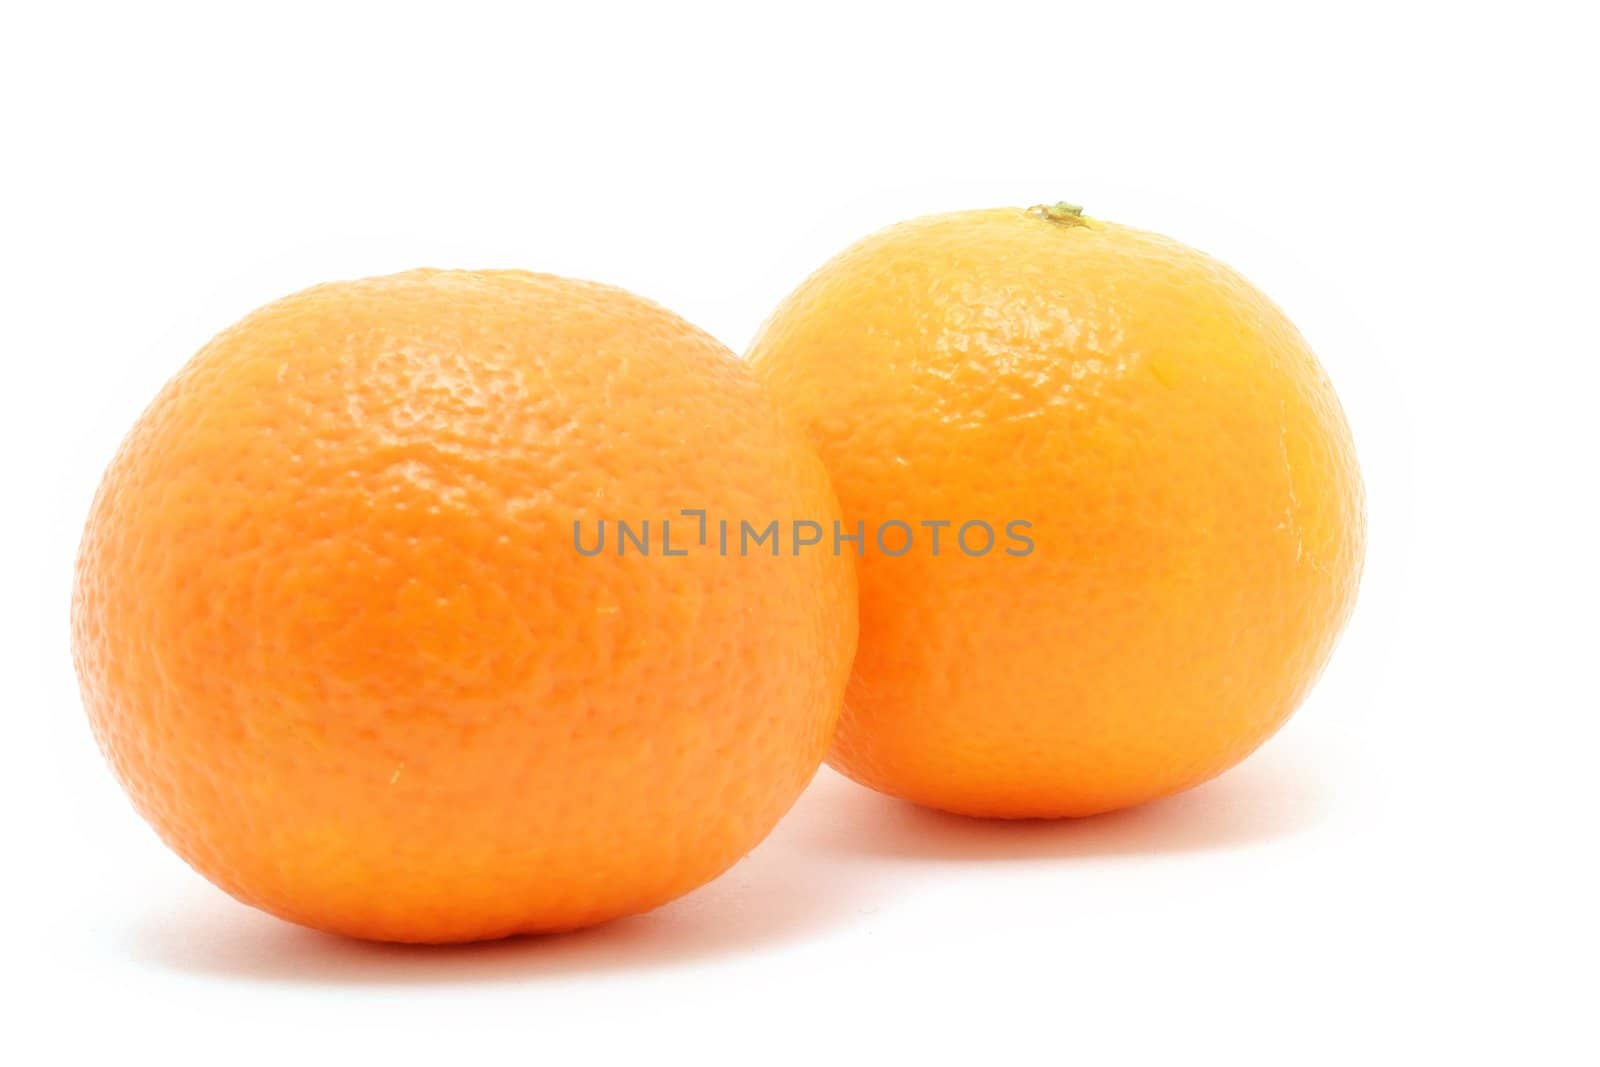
top-left (3, 2), bottom-right (1596, 1062)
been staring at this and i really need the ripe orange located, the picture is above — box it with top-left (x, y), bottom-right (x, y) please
top-left (73, 269), bottom-right (856, 942)
top-left (749, 204), bottom-right (1364, 818)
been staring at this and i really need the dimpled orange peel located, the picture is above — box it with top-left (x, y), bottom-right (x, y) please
top-left (72, 269), bottom-right (857, 942)
top-left (748, 204), bottom-right (1364, 818)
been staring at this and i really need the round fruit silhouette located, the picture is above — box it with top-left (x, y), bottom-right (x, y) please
top-left (73, 269), bottom-right (857, 942)
top-left (749, 204), bottom-right (1364, 818)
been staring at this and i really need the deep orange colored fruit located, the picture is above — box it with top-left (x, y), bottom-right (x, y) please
top-left (73, 269), bottom-right (856, 942)
top-left (749, 205), bottom-right (1364, 818)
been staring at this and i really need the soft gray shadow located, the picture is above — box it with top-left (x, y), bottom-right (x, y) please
top-left (794, 749), bottom-right (1333, 862)
top-left (125, 788), bottom-right (888, 985)
top-left (126, 751), bottom-right (1326, 983)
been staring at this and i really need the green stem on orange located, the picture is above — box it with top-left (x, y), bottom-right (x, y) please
top-left (1029, 202), bottom-right (1088, 227)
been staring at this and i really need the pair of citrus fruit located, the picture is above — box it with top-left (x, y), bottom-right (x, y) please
top-left (73, 205), bottom-right (1364, 942)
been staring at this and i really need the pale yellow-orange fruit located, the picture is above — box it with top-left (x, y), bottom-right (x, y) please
top-left (749, 206), bottom-right (1364, 817)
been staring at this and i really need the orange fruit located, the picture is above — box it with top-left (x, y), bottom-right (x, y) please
top-left (748, 204), bottom-right (1364, 818)
top-left (73, 269), bottom-right (856, 942)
